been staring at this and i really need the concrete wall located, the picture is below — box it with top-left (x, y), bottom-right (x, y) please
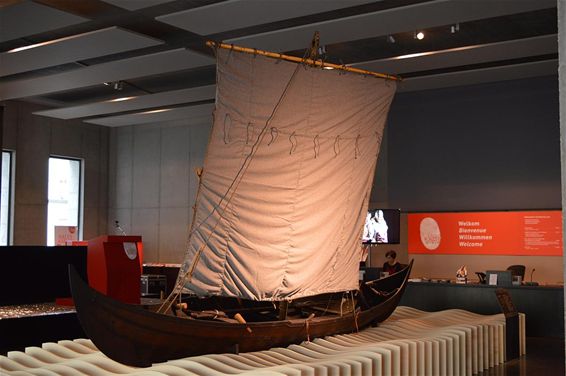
top-left (388, 75), bottom-right (560, 211)
top-left (2, 101), bottom-right (109, 244)
top-left (107, 76), bottom-right (562, 281)
top-left (557, 0), bottom-right (565, 322)
top-left (369, 75), bottom-right (563, 284)
top-left (108, 117), bottom-right (211, 263)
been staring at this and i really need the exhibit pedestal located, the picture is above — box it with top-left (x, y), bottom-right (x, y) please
top-left (87, 235), bottom-right (143, 304)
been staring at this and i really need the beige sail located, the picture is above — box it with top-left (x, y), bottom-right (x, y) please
top-left (180, 47), bottom-right (396, 301)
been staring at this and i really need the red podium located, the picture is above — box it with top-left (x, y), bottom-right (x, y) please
top-left (87, 235), bottom-right (143, 304)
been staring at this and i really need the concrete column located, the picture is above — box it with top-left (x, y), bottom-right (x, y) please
top-left (558, 0), bottom-right (566, 361)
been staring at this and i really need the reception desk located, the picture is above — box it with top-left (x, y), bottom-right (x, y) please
top-left (400, 281), bottom-right (563, 338)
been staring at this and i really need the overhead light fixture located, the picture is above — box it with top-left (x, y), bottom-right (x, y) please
top-left (142, 108), bottom-right (171, 114)
top-left (103, 81), bottom-right (124, 90)
top-left (414, 31), bottom-right (425, 40)
top-left (107, 96), bottom-right (135, 103)
top-left (387, 35), bottom-right (396, 43)
top-left (393, 44), bottom-right (480, 60)
top-left (6, 33), bottom-right (84, 53)
top-left (451, 23), bottom-right (460, 34)
top-left (394, 51), bottom-right (435, 60)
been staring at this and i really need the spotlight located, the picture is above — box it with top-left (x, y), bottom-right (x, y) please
top-left (387, 35), bottom-right (396, 43)
top-left (104, 81), bottom-right (124, 90)
top-left (415, 31), bottom-right (425, 40)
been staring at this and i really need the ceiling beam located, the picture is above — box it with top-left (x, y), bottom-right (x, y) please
top-left (34, 85), bottom-right (216, 119)
top-left (84, 103), bottom-right (214, 127)
top-left (352, 34), bottom-right (558, 75)
top-left (0, 48), bottom-right (214, 101)
top-left (227, 0), bottom-right (556, 52)
top-left (0, 27), bottom-right (161, 77)
top-left (399, 59), bottom-right (558, 92)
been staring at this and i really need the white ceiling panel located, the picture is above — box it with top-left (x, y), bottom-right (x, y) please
top-left (353, 35), bottom-right (558, 75)
top-left (101, 0), bottom-right (172, 10)
top-left (0, 27), bottom-right (162, 77)
top-left (0, 48), bottom-right (215, 101)
top-left (0, 1), bottom-right (87, 42)
top-left (226, 0), bottom-right (556, 52)
top-left (34, 85), bottom-right (216, 119)
top-left (399, 60), bottom-right (558, 93)
top-left (84, 103), bottom-right (214, 127)
top-left (157, 0), bottom-right (374, 35)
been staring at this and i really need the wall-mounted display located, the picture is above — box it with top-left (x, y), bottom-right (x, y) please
top-left (362, 209), bottom-right (401, 244)
top-left (408, 210), bottom-right (562, 256)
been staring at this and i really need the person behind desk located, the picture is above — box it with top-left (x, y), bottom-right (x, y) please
top-left (383, 250), bottom-right (402, 275)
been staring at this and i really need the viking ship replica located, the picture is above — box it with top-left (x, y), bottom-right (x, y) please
top-left (70, 37), bottom-right (412, 367)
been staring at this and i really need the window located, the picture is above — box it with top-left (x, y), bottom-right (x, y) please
top-left (0, 151), bottom-right (13, 245)
top-left (47, 157), bottom-right (83, 246)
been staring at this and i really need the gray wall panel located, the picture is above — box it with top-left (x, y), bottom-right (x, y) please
top-left (81, 124), bottom-right (109, 239)
top-left (132, 127), bottom-right (160, 208)
top-left (3, 101), bottom-right (109, 245)
top-left (13, 204), bottom-right (47, 245)
top-left (131, 207), bottom-right (159, 262)
top-left (2, 102), bottom-right (17, 150)
top-left (160, 126), bottom-right (190, 208)
top-left (158, 207), bottom-right (189, 262)
top-left (114, 127), bottom-right (133, 209)
top-left (50, 120), bottom-right (83, 158)
top-left (15, 103), bottom-right (50, 206)
top-left (108, 118), bottom-right (212, 263)
top-left (109, 207), bottom-right (132, 236)
top-left (558, 0), bottom-right (565, 293)
top-left (188, 122), bottom-right (211, 222)
top-left (387, 75), bottom-right (561, 211)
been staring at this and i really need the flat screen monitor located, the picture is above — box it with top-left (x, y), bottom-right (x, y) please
top-left (362, 209), bottom-right (401, 244)
top-left (486, 270), bottom-right (513, 287)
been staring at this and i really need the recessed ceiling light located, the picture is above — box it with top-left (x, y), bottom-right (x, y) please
top-left (143, 108), bottom-right (171, 114)
top-left (107, 97), bottom-right (135, 103)
top-left (7, 32), bottom-right (91, 53)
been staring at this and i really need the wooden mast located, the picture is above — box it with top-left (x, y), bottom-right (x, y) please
top-left (206, 40), bottom-right (401, 82)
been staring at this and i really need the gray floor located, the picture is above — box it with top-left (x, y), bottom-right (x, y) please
top-left (481, 337), bottom-right (564, 375)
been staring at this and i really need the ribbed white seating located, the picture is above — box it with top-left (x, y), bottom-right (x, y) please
top-left (0, 307), bottom-right (526, 376)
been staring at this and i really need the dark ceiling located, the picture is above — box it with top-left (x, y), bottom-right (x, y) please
top-left (0, 0), bottom-right (558, 126)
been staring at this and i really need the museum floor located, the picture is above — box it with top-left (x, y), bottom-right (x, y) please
top-left (481, 337), bottom-right (564, 375)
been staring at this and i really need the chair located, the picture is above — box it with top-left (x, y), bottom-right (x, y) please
top-left (506, 265), bottom-right (526, 280)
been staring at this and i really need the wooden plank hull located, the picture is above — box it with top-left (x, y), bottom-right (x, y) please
top-left (69, 261), bottom-right (413, 367)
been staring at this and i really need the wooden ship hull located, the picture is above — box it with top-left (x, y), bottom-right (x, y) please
top-left (69, 261), bottom-right (413, 367)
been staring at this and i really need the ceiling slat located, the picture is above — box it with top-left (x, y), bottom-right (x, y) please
top-left (0, 27), bottom-right (162, 77)
top-left (0, 1), bottom-right (87, 43)
top-left (353, 35), bottom-right (558, 75)
top-left (226, 0), bottom-right (556, 52)
top-left (34, 85), bottom-right (216, 119)
top-left (399, 60), bottom-right (558, 93)
top-left (84, 103), bottom-right (214, 127)
top-left (157, 0), bottom-right (374, 35)
top-left (0, 49), bottom-right (214, 101)
top-left (101, 0), bottom-right (172, 11)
